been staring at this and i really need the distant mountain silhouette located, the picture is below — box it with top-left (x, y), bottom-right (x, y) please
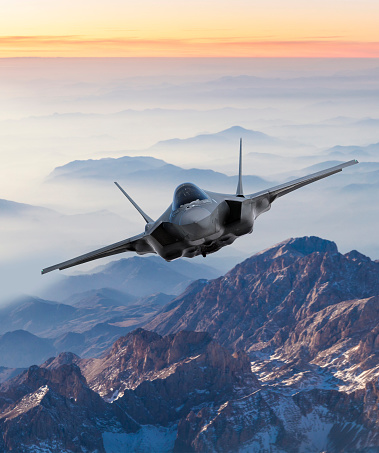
top-left (0, 330), bottom-right (55, 368)
top-left (326, 141), bottom-right (379, 159)
top-left (0, 366), bottom-right (25, 384)
top-left (0, 199), bottom-right (55, 217)
top-left (49, 155), bottom-right (167, 180)
top-left (65, 288), bottom-right (137, 308)
top-left (48, 153), bottom-right (268, 193)
top-left (0, 297), bottom-right (75, 336)
top-left (151, 126), bottom-right (280, 150)
top-left (0, 289), bottom-right (177, 365)
top-left (43, 255), bottom-right (220, 300)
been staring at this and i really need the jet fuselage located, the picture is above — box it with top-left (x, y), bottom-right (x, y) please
top-left (145, 186), bottom-right (255, 261)
top-left (41, 146), bottom-right (358, 276)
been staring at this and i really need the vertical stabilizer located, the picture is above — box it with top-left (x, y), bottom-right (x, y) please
top-left (236, 138), bottom-right (244, 196)
top-left (114, 182), bottom-right (154, 223)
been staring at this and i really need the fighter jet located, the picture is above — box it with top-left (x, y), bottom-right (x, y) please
top-left (42, 141), bottom-right (358, 274)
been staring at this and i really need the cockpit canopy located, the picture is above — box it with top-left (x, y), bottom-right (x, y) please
top-left (172, 183), bottom-right (210, 211)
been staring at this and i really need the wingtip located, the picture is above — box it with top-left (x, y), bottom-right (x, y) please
top-left (41, 265), bottom-right (57, 275)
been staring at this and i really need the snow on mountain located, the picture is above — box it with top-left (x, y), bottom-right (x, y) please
top-left (1, 326), bottom-right (378, 452)
top-left (0, 363), bottom-right (138, 452)
top-left (146, 236), bottom-right (379, 393)
top-left (0, 236), bottom-right (378, 451)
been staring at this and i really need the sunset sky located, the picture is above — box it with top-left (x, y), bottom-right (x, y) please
top-left (1, 0), bottom-right (379, 57)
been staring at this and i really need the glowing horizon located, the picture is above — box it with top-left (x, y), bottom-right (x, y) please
top-left (1, 0), bottom-right (379, 57)
top-left (1, 36), bottom-right (379, 58)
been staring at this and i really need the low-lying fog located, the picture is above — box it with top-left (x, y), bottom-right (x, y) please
top-left (0, 58), bottom-right (378, 302)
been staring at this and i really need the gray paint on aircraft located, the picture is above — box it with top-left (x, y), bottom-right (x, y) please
top-left (42, 142), bottom-right (358, 274)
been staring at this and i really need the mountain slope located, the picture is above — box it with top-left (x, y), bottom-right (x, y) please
top-left (1, 237), bottom-right (379, 451)
top-left (0, 199), bottom-right (56, 218)
top-left (0, 297), bottom-right (76, 336)
top-left (0, 362), bottom-right (138, 452)
top-left (0, 291), bottom-right (173, 366)
top-left (48, 152), bottom-right (268, 194)
top-left (146, 236), bottom-right (379, 391)
top-left (1, 326), bottom-right (379, 452)
top-left (0, 330), bottom-right (55, 368)
top-left (150, 126), bottom-right (282, 150)
top-left (43, 255), bottom-right (220, 300)
top-left (0, 329), bottom-right (257, 452)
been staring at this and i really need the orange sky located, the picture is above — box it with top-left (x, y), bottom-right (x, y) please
top-left (1, 0), bottom-right (379, 57)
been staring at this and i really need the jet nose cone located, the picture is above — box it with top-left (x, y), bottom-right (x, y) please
top-left (177, 207), bottom-right (210, 226)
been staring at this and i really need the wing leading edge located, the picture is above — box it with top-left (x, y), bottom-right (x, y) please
top-left (41, 232), bottom-right (154, 274)
top-left (247, 159), bottom-right (358, 203)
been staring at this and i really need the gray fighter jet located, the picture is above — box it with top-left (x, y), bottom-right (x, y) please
top-left (42, 141), bottom-right (358, 274)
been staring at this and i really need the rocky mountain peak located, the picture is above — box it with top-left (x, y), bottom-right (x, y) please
top-left (1, 235), bottom-right (378, 451)
top-left (110, 328), bottom-right (213, 370)
top-left (344, 249), bottom-right (372, 262)
top-left (255, 235), bottom-right (338, 261)
top-left (81, 328), bottom-right (257, 402)
top-left (4, 362), bottom-right (89, 403)
top-left (111, 327), bottom-right (161, 355)
top-left (0, 361), bottom-right (138, 452)
top-left (42, 351), bottom-right (81, 370)
top-left (146, 236), bottom-right (379, 389)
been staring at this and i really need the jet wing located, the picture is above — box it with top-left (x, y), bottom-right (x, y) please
top-left (247, 159), bottom-right (358, 203)
top-left (41, 232), bottom-right (155, 274)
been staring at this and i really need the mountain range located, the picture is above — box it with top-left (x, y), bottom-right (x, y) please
top-left (0, 288), bottom-right (175, 368)
top-left (0, 199), bottom-right (56, 218)
top-left (45, 125), bottom-right (314, 190)
top-left (149, 125), bottom-right (284, 151)
top-left (0, 256), bottom-right (219, 368)
top-left (0, 299), bottom-right (150, 368)
top-left (327, 141), bottom-right (379, 160)
top-left (48, 154), bottom-right (269, 197)
top-left (46, 128), bottom-right (379, 198)
top-left (43, 255), bottom-right (220, 300)
top-left (0, 236), bottom-right (378, 452)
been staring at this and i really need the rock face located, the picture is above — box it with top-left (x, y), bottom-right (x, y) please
top-left (146, 236), bottom-right (379, 391)
top-left (81, 329), bottom-right (257, 413)
top-left (0, 362), bottom-right (138, 452)
top-left (1, 326), bottom-right (379, 452)
top-left (175, 382), bottom-right (379, 452)
top-left (1, 236), bottom-right (378, 452)
top-left (0, 329), bottom-right (257, 452)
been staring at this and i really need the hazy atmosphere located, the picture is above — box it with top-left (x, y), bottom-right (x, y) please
top-left (1, 1), bottom-right (379, 451)
top-left (0, 57), bottom-right (378, 301)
